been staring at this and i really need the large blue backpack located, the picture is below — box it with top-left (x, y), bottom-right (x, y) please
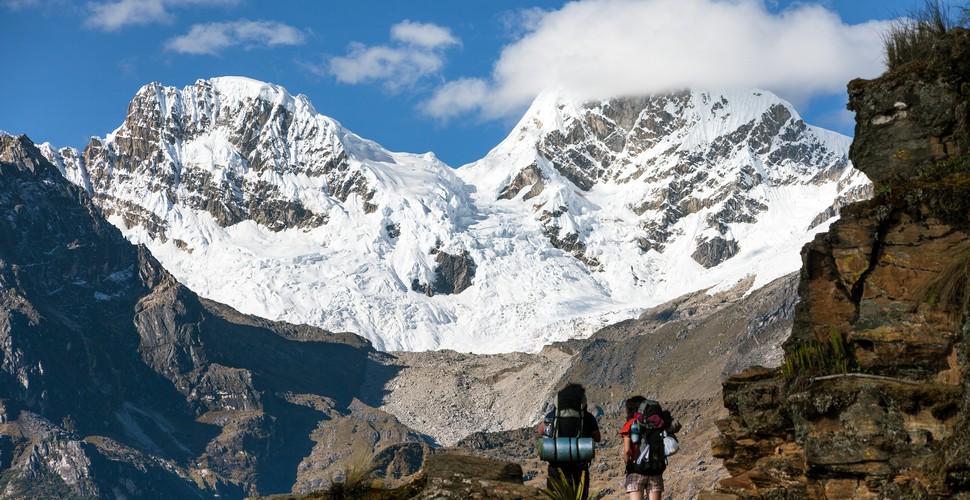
top-left (538, 385), bottom-right (595, 463)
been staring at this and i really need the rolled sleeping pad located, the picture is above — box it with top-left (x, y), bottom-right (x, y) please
top-left (538, 437), bottom-right (595, 462)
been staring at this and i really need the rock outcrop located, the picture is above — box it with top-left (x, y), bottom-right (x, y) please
top-left (0, 134), bottom-right (431, 498)
top-left (704, 28), bottom-right (970, 499)
top-left (278, 453), bottom-right (546, 500)
top-left (410, 249), bottom-right (476, 296)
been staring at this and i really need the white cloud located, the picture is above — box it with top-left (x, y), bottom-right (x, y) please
top-left (84, 0), bottom-right (238, 31)
top-left (499, 7), bottom-right (550, 38)
top-left (85, 0), bottom-right (170, 29)
top-left (391, 20), bottom-right (459, 49)
top-left (423, 0), bottom-right (894, 120)
top-left (422, 78), bottom-right (491, 119)
top-left (165, 19), bottom-right (307, 55)
top-left (328, 21), bottom-right (460, 92)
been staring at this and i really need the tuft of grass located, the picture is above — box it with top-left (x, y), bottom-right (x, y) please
top-left (883, 0), bottom-right (962, 71)
top-left (542, 469), bottom-right (588, 500)
top-left (781, 330), bottom-right (853, 381)
top-left (327, 456), bottom-right (378, 500)
top-left (912, 243), bottom-right (970, 314)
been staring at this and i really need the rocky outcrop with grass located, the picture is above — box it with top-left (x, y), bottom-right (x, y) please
top-left (703, 26), bottom-right (970, 499)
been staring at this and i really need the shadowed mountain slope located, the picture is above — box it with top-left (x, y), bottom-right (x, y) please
top-left (0, 134), bottom-right (418, 498)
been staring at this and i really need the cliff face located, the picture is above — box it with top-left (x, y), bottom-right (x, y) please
top-left (704, 29), bottom-right (970, 499)
top-left (0, 134), bottom-right (429, 499)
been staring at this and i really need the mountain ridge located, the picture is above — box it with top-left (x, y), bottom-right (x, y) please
top-left (0, 133), bottom-right (433, 498)
top-left (40, 78), bottom-right (870, 353)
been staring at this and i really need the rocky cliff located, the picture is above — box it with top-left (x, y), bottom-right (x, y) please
top-left (703, 28), bottom-right (970, 499)
top-left (0, 134), bottom-right (431, 498)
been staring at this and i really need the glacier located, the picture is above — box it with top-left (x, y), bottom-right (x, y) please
top-left (40, 77), bottom-right (870, 353)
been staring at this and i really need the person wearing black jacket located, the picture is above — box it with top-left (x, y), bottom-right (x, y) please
top-left (537, 383), bottom-right (602, 499)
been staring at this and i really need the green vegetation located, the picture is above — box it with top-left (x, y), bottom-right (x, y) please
top-left (873, 183), bottom-right (893, 199)
top-left (542, 469), bottom-right (590, 500)
top-left (911, 155), bottom-right (970, 224)
top-left (883, 0), bottom-right (968, 70)
top-left (781, 331), bottom-right (853, 381)
top-left (915, 152), bottom-right (970, 181)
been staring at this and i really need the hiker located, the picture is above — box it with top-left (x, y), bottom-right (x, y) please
top-left (537, 383), bottom-right (602, 499)
top-left (619, 395), bottom-right (673, 500)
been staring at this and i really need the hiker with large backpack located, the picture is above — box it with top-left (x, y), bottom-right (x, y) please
top-left (619, 395), bottom-right (681, 500)
top-left (537, 383), bottom-right (602, 499)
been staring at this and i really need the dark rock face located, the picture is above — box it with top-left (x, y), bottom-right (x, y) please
top-left (0, 134), bottom-right (214, 497)
top-left (0, 134), bottom-right (421, 498)
top-left (847, 31), bottom-right (970, 189)
top-left (498, 163), bottom-right (546, 200)
top-left (538, 206), bottom-right (601, 268)
top-left (704, 29), bottom-right (970, 499)
top-left (411, 249), bottom-right (476, 296)
top-left (692, 236), bottom-right (740, 268)
top-left (431, 250), bottom-right (476, 295)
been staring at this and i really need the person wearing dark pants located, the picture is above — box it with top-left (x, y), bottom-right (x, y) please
top-left (537, 383), bottom-right (602, 499)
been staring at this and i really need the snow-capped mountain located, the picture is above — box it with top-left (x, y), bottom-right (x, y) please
top-left (42, 77), bottom-right (869, 353)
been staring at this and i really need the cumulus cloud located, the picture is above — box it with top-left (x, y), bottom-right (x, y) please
top-left (84, 0), bottom-right (238, 31)
top-left (165, 20), bottom-right (307, 55)
top-left (422, 78), bottom-right (492, 120)
top-left (328, 20), bottom-right (460, 91)
top-left (422, 0), bottom-right (894, 120)
top-left (391, 20), bottom-right (459, 49)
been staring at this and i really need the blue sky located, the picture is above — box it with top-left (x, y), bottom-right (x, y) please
top-left (1, 0), bottom-right (917, 167)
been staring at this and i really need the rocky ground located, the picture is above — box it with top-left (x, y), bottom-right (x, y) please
top-left (362, 273), bottom-right (798, 498)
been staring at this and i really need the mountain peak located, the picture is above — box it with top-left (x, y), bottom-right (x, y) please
top-left (41, 79), bottom-right (870, 353)
top-left (1, 133), bottom-right (63, 179)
